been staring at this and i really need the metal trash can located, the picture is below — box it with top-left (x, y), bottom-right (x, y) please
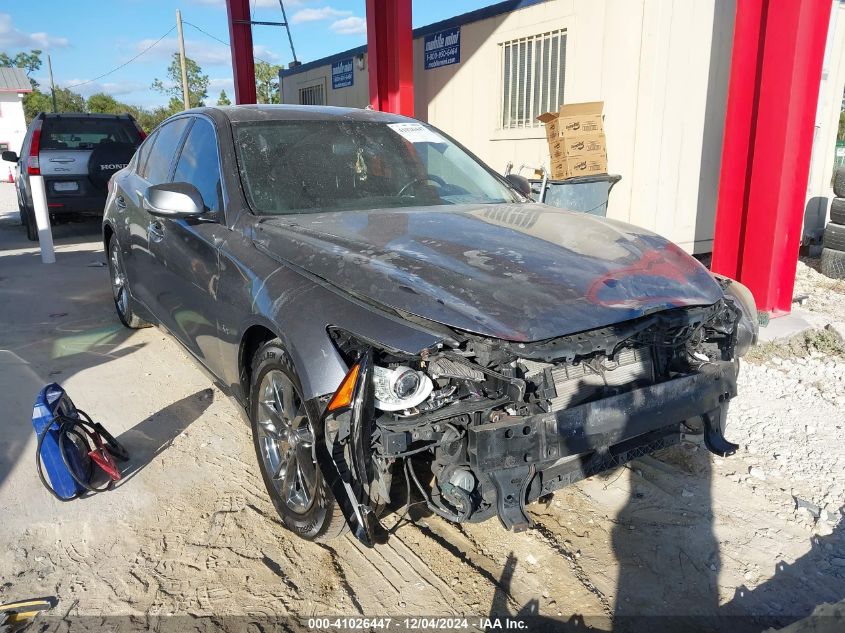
top-left (529, 174), bottom-right (622, 217)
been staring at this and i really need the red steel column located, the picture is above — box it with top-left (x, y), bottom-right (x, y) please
top-left (226, 0), bottom-right (257, 105)
top-left (365, 0), bottom-right (414, 116)
top-left (711, 0), bottom-right (832, 315)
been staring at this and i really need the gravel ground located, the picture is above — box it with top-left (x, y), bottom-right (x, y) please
top-left (0, 181), bottom-right (843, 632)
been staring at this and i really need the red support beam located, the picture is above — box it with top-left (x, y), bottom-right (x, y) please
top-left (711, 0), bottom-right (832, 315)
top-left (365, 0), bottom-right (414, 116)
top-left (226, 0), bottom-right (257, 105)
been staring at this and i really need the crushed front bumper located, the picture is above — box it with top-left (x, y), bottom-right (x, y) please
top-left (317, 353), bottom-right (739, 546)
top-left (468, 360), bottom-right (739, 530)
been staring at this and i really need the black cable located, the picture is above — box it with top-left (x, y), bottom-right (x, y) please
top-left (404, 457), bottom-right (471, 523)
top-left (65, 27), bottom-right (176, 89)
top-left (35, 409), bottom-right (126, 501)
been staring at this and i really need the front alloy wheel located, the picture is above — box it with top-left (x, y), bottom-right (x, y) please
top-left (255, 369), bottom-right (318, 514)
top-left (249, 339), bottom-right (346, 541)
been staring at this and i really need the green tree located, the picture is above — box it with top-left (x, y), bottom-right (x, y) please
top-left (87, 92), bottom-right (125, 114)
top-left (216, 89), bottom-right (231, 106)
top-left (152, 53), bottom-right (209, 109)
top-left (125, 105), bottom-right (173, 133)
top-left (23, 87), bottom-right (86, 122)
top-left (0, 49), bottom-right (42, 88)
top-left (255, 61), bottom-right (282, 104)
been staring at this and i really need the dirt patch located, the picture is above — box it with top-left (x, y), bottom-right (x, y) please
top-left (745, 327), bottom-right (845, 363)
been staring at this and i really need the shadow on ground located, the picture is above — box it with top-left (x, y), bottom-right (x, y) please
top-left (117, 388), bottom-right (215, 484)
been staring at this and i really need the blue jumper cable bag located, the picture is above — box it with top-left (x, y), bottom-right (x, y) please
top-left (33, 383), bottom-right (129, 501)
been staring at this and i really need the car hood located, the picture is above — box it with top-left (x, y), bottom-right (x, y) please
top-left (255, 203), bottom-right (723, 342)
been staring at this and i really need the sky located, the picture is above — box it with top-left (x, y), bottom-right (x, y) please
top-left (5, 0), bottom-right (495, 109)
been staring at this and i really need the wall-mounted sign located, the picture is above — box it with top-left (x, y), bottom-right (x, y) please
top-left (424, 27), bottom-right (461, 70)
top-left (331, 58), bottom-right (354, 89)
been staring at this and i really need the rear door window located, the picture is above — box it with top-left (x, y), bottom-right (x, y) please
top-left (40, 117), bottom-right (142, 150)
top-left (144, 118), bottom-right (191, 185)
top-left (172, 118), bottom-right (223, 212)
top-left (135, 129), bottom-right (159, 179)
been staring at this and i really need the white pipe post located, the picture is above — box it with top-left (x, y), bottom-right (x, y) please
top-left (29, 175), bottom-right (55, 264)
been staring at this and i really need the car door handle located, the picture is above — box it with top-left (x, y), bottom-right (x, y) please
top-left (49, 157), bottom-right (75, 163)
top-left (148, 220), bottom-right (165, 243)
top-left (115, 195), bottom-right (127, 210)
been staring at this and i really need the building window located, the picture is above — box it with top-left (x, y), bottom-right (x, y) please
top-left (500, 30), bottom-right (566, 129)
top-left (299, 83), bottom-right (324, 106)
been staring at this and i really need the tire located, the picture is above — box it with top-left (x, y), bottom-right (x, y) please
top-left (830, 198), bottom-right (845, 226)
top-left (88, 143), bottom-right (136, 192)
top-left (107, 237), bottom-right (150, 329)
top-left (823, 222), bottom-right (845, 252)
top-left (834, 166), bottom-right (845, 198)
top-left (249, 340), bottom-right (346, 542)
top-left (21, 204), bottom-right (37, 241)
top-left (820, 247), bottom-right (845, 279)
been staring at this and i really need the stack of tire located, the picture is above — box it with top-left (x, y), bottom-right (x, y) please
top-left (822, 166), bottom-right (845, 279)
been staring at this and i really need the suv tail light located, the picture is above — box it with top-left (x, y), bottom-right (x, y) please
top-left (27, 119), bottom-right (42, 175)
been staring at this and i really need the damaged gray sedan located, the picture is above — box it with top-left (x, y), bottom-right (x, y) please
top-left (103, 105), bottom-right (757, 546)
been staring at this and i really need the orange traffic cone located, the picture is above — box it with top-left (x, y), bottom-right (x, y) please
top-left (7, 168), bottom-right (12, 183)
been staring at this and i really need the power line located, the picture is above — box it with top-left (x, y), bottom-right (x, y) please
top-left (65, 26), bottom-right (176, 89)
top-left (182, 20), bottom-right (276, 66)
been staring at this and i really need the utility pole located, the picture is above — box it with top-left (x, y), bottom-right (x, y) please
top-left (47, 55), bottom-right (57, 113)
top-left (278, 1), bottom-right (299, 66)
top-left (176, 9), bottom-right (191, 110)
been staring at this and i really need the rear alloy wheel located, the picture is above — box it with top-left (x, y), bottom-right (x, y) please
top-left (107, 238), bottom-right (150, 329)
top-left (249, 340), bottom-right (346, 541)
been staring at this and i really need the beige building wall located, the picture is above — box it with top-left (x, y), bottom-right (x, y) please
top-left (280, 0), bottom-right (737, 253)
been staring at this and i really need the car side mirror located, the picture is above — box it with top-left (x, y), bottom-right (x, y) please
top-left (505, 173), bottom-right (532, 197)
top-left (143, 182), bottom-right (205, 218)
top-left (2, 150), bottom-right (18, 163)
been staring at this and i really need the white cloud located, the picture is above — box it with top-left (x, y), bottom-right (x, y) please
top-left (253, 45), bottom-right (281, 63)
top-left (190, 0), bottom-right (304, 8)
top-left (136, 37), bottom-right (231, 66)
top-left (0, 13), bottom-right (68, 49)
top-left (58, 79), bottom-right (147, 98)
top-left (292, 7), bottom-right (351, 24)
top-left (135, 36), bottom-right (280, 67)
top-left (330, 16), bottom-right (366, 35)
top-left (208, 77), bottom-right (235, 102)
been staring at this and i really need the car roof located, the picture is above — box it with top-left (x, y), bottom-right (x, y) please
top-left (40, 112), bottom-right (134, 120)
top-left (196, 104), bottom-right (415, 125)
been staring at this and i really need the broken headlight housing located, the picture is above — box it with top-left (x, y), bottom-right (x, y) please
top-left (373, 365), bottom-right (434, 411)
top-left (714, 274), bottom-right (758, 356)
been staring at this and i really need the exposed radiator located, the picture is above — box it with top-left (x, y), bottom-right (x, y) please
top-left (522, 347), bottom-right (654, 412)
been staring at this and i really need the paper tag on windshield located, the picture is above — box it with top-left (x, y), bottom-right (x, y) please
top-left (387, 122), bottom-right (444, 144)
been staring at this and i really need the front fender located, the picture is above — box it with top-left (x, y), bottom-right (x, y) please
top-left (313, 348), bottom-right (381, 546)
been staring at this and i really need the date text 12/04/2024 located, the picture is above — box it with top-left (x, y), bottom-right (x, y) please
top-left (305, 617), bottom-right (528, 630)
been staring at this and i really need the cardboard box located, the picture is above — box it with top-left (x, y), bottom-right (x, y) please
top-left (538, 101), bottom-right (608, 179)
top-left (537, 112), bottom-right (560, 140)
top-left (548, 133), bottom-right (607, 160)
top-left (550, 154), bottom-right (608, 180)
top-left (557, 101), bottom-right (604, 136)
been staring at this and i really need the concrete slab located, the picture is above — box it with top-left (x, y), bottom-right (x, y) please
top-left (757, 311), bottom-right (814, 343)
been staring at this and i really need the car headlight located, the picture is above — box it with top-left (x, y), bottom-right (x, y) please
top-left (714, 274), bottom-right (758, 356)
top-left (373, 365), bottom-right (434, 411)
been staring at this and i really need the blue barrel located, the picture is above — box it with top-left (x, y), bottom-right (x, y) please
top-left (32, 383), bottom-right (87, 500)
